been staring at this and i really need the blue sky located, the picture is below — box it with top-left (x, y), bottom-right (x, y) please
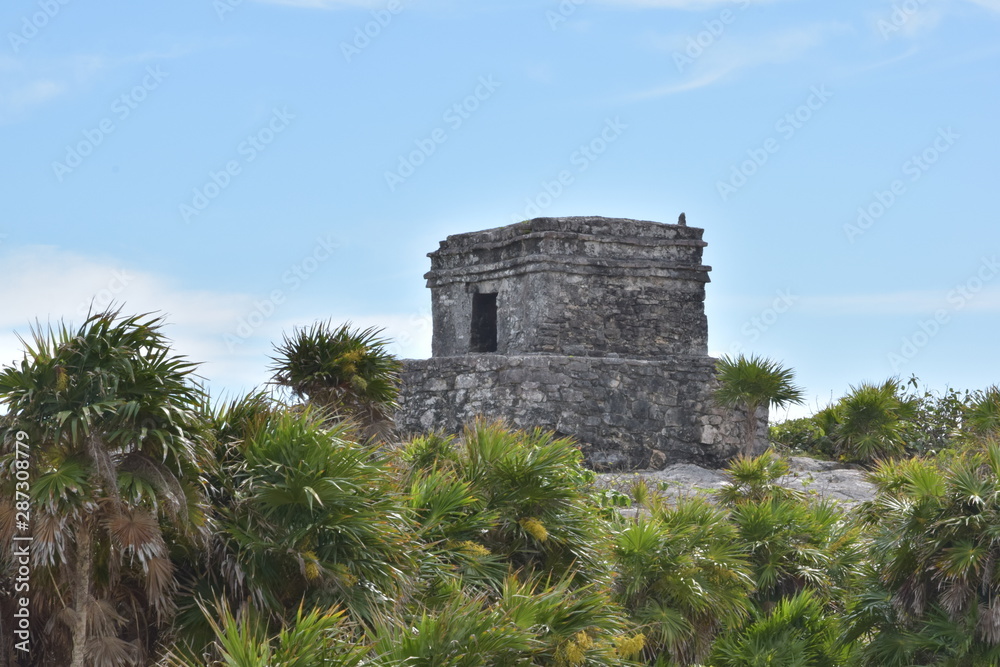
top-left (2, 0), bottom-right (998, 419)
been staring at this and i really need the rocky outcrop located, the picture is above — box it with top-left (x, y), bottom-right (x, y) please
top-left (777, 457), bottom-right (876, 505)
top-left (598, 456), bottom-right (876, 507)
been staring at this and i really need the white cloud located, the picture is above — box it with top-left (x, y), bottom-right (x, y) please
top-left (871, 0), bottom-right (1000, 41)
top-left (0, 49), bottom-right (189, 124)
top-left (0, 245), bottom-right (252, 387)
top-left (854, 45), bottom-right (920, 72)
top-left (798, 287), bottom-right (1000, 316)
top-left (251, 0), bottom-right (393, 8)
top-left (0, 56), bottom-right (71, 123)
top-left (629, 67), bottom-right (734, 98)
top-left (630, 23), bottom-right (836, 99)
top-left (0, 246), bottom-right (431, 402)
top-left (596, 0), bottom-right (787, 8)
top-left (872, 3), bottom-right (945, 39)
top-left (965, 0), bottom-right (1000, 11)
top-left (0, 79), bottom-right (65, 121)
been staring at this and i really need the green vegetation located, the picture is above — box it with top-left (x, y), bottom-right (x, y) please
top-left (269, 320), bottom-right (402, 438)
top-left (714, 354), bottom-right (805, 456)
top-left (770, 376), bottom-right (984, 464)
top-left (2, 309), bottom-right (999, 665)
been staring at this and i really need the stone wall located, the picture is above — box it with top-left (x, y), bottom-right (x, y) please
top-left (427, 217), bottom-right (710, 359)
top-left (398, 354), bottom-right (766, 470)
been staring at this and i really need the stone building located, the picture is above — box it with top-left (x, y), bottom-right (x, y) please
top-left (396, 216), bottom-right (760, 470)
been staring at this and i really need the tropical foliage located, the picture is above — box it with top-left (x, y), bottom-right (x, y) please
top-left (612, 497), bottom-right (753, 663)
top-left (269, 321), bottom-right (401, 437)
top-left (771, 377), bottom-right (976, 464)
top-left (2, 309), bottom-right (999, 666)
top-left (709, 590), bottom-right (849, 667)
top-left (0, 310), bottom-right (208, 667)
top-left (845, 447), bottom-right (1000, 665)
top-left (966, 385), bottom-right (1000, 438)
top-left (714, 354), bottom-right (805, 456)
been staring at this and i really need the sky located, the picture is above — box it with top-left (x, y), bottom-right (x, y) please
top-left (1, 0), bottom-right (998, 421)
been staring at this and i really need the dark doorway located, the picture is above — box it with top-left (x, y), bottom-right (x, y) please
top-left (470, 292), bottom-right (498, 352)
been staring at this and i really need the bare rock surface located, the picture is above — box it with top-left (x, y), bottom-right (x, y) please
top-left (596, 456), bottom-right (877, 507)
top-left (777, 460), bottom-right (875, 505)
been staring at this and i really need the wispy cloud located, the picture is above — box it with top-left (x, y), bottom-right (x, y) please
top-left (629, 67), bottom-right (734, 99)
top-left (965, 0), bottom-right (1000, 12)
top-left (854, 45), bottom-right (920, 73)
top-left (0, 246), bottom-right (431, 398)
top-left (0, 57), bottom-right (97, 123)
top-left (629, 22), bottom-right (837, 99)
top-left (871, 3), bottom-right (945, 39)
top-left (871, 0), bottom-right (1000, 41)
top-left (0, 79), bottom-right (65, 121)
top-left (0, 48), bottom-right (191, 124)
top-left (596, 0), bottom-right (789, 8)
top-left (798, 288), bottom-right (1000, 316)
top-left (251, 0), bottom-right (395, 8)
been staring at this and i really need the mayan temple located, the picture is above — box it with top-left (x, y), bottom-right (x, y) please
top-left (397, 216), bottom-right (761, 470)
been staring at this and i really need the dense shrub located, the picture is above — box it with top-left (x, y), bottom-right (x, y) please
top-left (6, 313), bottom-right (1000, 666)
top-left (844, 444), bottom-right (1000, 665)
top-left (771, 378), bottom-right (980, 465)
top-left (769, 416), bottom-right (832, 456)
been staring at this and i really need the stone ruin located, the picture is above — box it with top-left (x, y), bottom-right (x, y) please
top-left (396, 216), bottom-right (763, 470)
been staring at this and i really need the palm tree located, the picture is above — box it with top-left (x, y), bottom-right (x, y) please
top-left (714, 450), bottom-right (802, 506)
top-left (714, 354), bottom-right (805, 457)
top-left (369, 575), bottom-right (637, 667)
top-left (845, 445), bottom-right (1000, 664)
top-left (966, 385), bottom-right (1000, 438)
top-left (160, 601), bottom-right (370, 667)
top-left (612, 497), bottom-right (754, 663)
top-left (726, 496), bottom-right (863, 611)
top-left (715, 452), bottom-right (865, 617)
top-left (0, 309), bottom-right (209, 666)
top-left (227, 410), bottom-right (414, 618)
top-left (709, 589), bottom-right (851, 667)
top-left (269, 322), bottom-right (402, 438)
top-left (453, 420), bottom-right (608, 582)
top-left (369, 588), bottom-right (536, 667)
top-left (167, 404), bottom-right (416, 660)
top-left (833, 379), bottom-right (915, 464)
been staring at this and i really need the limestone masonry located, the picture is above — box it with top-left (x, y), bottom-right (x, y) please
top-left (396, 216), bottom-right (761, 470)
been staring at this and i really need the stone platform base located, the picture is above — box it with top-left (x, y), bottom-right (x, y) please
top-left (397, 354), bottom-right (764, 471)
